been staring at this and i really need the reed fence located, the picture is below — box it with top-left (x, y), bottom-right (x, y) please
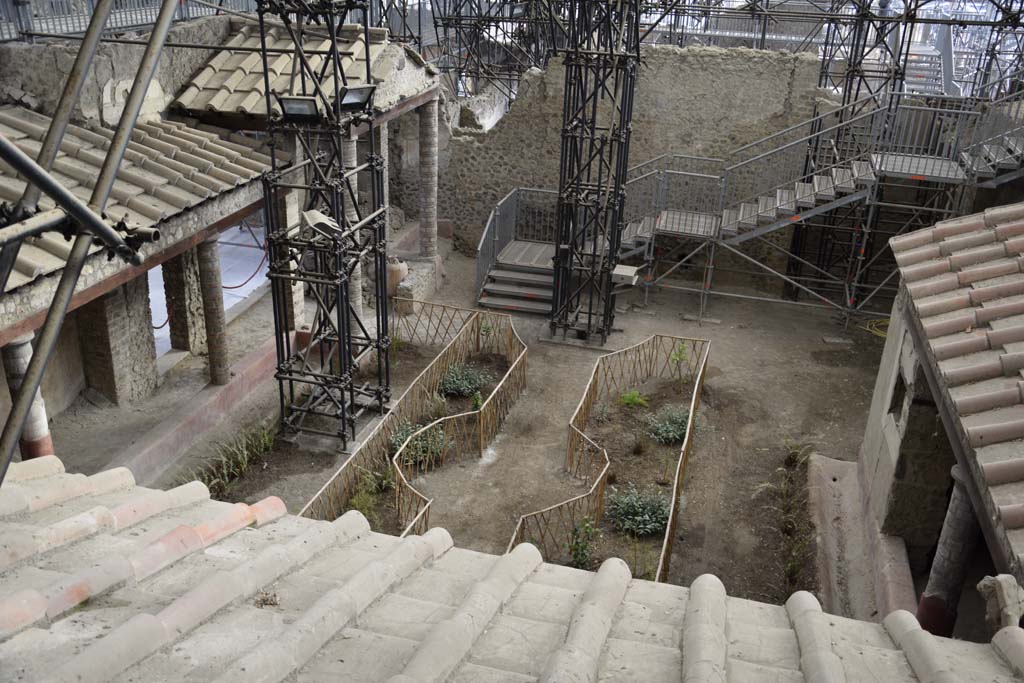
top-left (508, 334), bottom-right (709, 583)
top-left (300, 299), bottom-right (527, 536)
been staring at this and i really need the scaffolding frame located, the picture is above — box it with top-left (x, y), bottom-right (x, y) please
top-left (548, 0), bottom-right (640, 342)
top-left (259, 0), bottom-right (390, 444)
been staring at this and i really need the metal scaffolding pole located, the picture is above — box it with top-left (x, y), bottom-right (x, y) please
top-left (0, 0), bottom-right (178, 483)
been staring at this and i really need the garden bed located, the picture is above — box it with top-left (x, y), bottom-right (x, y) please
top-left (579, 377), bottom-right (693, 579)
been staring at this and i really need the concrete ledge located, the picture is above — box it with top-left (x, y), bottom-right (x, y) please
top-left (808, 454), bottom-right (916, 620)
top-left (111, 332), bottom-right (285, 485)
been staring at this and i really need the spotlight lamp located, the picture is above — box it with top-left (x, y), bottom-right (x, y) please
top-left (277, 95), bottom-right (323, 124)
top-left (335, 85), bottom-right (377, 114)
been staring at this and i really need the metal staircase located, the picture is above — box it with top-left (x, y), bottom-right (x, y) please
top-left (476, 71), bottom-right (1024, 317)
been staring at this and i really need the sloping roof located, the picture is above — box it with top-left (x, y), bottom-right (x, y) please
top-left (890, 201), bottom-right (1024, 574)
top-left (172, 21), bottom-right (389, 119)
top-left (2, 455), bottom-right (1022, 682)
top-left (0, 105), bottom-right (271, 293)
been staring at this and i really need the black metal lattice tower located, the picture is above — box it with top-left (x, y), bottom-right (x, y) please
top-left (259, 0), bottom-right (390, 445)
top-left (548, 0), bottom-right (640, 343)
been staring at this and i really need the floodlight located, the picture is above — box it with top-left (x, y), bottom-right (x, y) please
top-left (278, 95), bottom-right (322, 124)
top-left (335, 85), bottom-right (377, 114)
top-left (302, 209), bottom-right (341, 234)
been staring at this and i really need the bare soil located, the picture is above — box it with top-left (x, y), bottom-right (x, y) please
top-left (415, 252), bottom-right (882, 603)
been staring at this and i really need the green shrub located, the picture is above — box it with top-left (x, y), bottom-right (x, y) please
top-left (390, 420), bottom-right (445, 468)
top-left (187, 422), bottom-right (275, 499)
top-left (670, 342), bottom-right (689, 367)
top-left (471, 391), bottom-right (484, 410)
top-left (440, 363), bottom-right (495, 398)
top-left (349, 488), bottom-right (380, 527)
top-left (569, 519), bottom-right (598, 569)
top-left (606, 485), bottom-right (670, 537)
top-left (645, 405), bottom-right (690, 445)
top-left (618, 390), bottom-right (648, 408)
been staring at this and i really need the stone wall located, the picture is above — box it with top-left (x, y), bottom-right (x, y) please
top-left (0, 15), bottom-right (232, 126)
top-left (859, 290), bottom-right (955, 573)
top-left (425, 45), bottom-right (821, 252)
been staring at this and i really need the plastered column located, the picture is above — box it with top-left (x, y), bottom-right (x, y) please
top-left (916, 465), bottom-right (980, 636)
top-left (343, 133), bottom-right (363, 319)
top-left (2, 333), bottom-right (54, 459)
top-left (161, 247), bottom-right (206, 354)
top-left (197, 238), bottom-right (230, 386)
top-left (418, 97), bottom-right (438, 258)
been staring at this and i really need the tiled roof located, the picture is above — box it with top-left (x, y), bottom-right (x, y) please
top-left (2, 456), bottom-right (1023, 682)
top-left (172, 21), bottom-right (389, 119)
top-left (890, 201), bottom-right (1024, 572)
top-left (0, 105), bottom-right (271, 293)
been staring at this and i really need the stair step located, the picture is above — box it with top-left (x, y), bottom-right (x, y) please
top-left (721, 208), bottom-right (740, 236)
top-left (794, 182), bottom-right (816, 208)
top-left (756, 195), bottom-right (776, 224)
top-left (831, 167), bottom-right (856, 194)
top-left (487, 268), bottom-right (553, 286)
top-left (850, 161), bottom-right (876, 186)
top-left (482, 282), bottom-right (552, 300)
top-left (738, 203), bottom-right (758, 229)
top-left (477, 295), bottom-right (550, 314)
top-left (776, 189), bottom-right (796, 215)
top-left (812, 174), bottom-right (836, 201)
top-left (983, 143), bottom-right (1018, 169)
top-left (1004, 136), bottom-right (1024, 157)
top-left (961, 150), bottom-right (995, 178)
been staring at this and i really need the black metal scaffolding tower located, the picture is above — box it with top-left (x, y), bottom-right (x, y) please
top-left (548, 0), bottom-right (640, 343)
top-left (259, 0), bottom-right (390, 445)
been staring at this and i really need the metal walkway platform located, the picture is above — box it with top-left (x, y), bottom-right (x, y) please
top-left (872, 153), bottom-right (969, 183)
top-left (496, 240), bottom-right (555, 272)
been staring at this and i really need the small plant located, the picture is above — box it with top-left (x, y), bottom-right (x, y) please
top-left (568, 519), bottom-right (598, 569)
top-left (618, 390), bottom-right (649, 409)
top-left (669, 342), bottom-right (689, 368)
top-left (186, 422), bottom-right (275, 498)
top-left (357, 464), bottom-right (395, 494)
top-left (591, 402), bottom-right (611, 424)
top-left (629, 536), bottom-right (657, 580)
top-left (391, 421), bottom-right (445, 469)
top-left (606, 484), bottom-right (670, 537)
top-left (471, 391), bottom-right (484, 410)
top-left (440, 363), bottom-right (495, 398)
top-left (645, 405), bottom-right (690, 445)
top-left (349, 487), bottom-right (380, 527)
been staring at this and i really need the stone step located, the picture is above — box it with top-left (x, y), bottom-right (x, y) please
top-left (812, 174), bottom-right (836, 201)
top-left (850, 160), bottom-right (876, 186)
top-left (832, 167), bottom-right (856, 194)
top-left (482, 282), bottom-right (553, 301)
top-left (737, 202), bottom-right (758, 229)
top-left (756, 195), bottom-right (776, 224)
top-left (794, 182), bottom-right (816, 208)
top-left (477, 295), bottom-right (550, 314)
top-left (487, 268), bottom-right (553, 286)
top-left (776, 188), bottom-right (796, 215)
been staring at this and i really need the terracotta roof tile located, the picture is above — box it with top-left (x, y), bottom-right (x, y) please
top-left (172, 21), bottom-right (388, 120)
top-left (2, 456), bottom-right (1021, 681)
top-left (0, 105), bottom-right (271, 294)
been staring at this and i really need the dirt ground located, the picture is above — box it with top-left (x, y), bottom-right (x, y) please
top-left (50, 244), bottom-right (883, 606)
top-left (403, 253), bottom-right (884, 598)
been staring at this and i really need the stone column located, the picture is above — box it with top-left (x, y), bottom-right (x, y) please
top-left (197, 239), bottom-right (230, 386)
top-left (916, 465), bottom-right (981, 636)
top-left (2, 333), bottom-right (54, 459)
top-left (161, 248), bottom-right (206, 354)
top-left (272, 191), bottom-right (305, 332)
top-left (418, 97), bottom-right (439, 258)
top-left (79, 276), bottom-right (158, 405)
top-left (343, 133), bottom-right (363, 319)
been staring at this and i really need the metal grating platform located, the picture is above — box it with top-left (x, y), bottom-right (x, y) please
top-left (872, 153), bottom-right (968, 183)
top-left (656, 210), bottom-right (720, 239)
top-left (497, 240), bottom-right (556, 271)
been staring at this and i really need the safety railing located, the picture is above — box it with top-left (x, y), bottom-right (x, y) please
top-left (963, 67), bottom-right (1024, 165)
top-left (474, 187), bottom-right (558, 296)
top-left (300, 299), bottom-right (521, 524)
top-left (392, 308), bottom-right (528, 535)
top-left (508, 333), bottom-right (710, 582)
top-left (0, 0), bottom-right (258, 41)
